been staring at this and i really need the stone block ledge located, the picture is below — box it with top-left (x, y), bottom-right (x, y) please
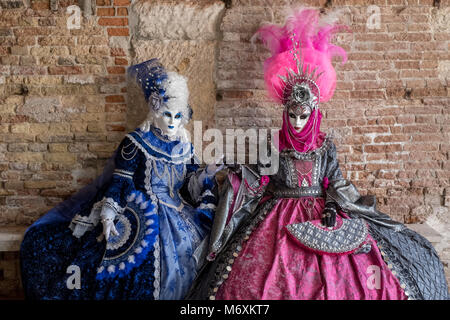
top-left (0, 226), bottom-right (28, 252)
top-left (407, 223), bottom-right (443, 246)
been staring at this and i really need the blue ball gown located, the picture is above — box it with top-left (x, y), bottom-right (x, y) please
top-left (20, 125), bottom-right (217, 300)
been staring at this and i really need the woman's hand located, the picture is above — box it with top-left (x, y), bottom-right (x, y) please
top-left (205, 162), bottom-right (225, 177)
top-left (102, 218), bottom-right (119, 241)
top-left (100, 207), bottom-right (119, 241)
top-left (205, 154), bottom-right (225, 177)
top-left (322, 202), bottom-right (337, 228)
top-left (198, 155), bottom-right (225, 184)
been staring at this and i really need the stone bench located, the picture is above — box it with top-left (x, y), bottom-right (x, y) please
top-left (0, 226), bottom-right (28, 252)
top-left (0, 226), bottom-right (27, 299)
top-left (407, 223), bottom-right (443, 246)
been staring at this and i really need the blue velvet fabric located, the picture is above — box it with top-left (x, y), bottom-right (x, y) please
top-left (20, 127), bottom-right (216, 300)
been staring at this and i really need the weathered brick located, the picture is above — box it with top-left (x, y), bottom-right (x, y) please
top-left (107, 28), bottom-right (129, 37)
top-left (114, 0), bottom-right (131, 5)
top-left (116, 7), bottom-right (128, 16)
top-left (28, 143), bottom-right (48, 152)
top-left (74, 133), bottom-right (107, 142)
top-left (10, 46), bottom-right (28, 55)
top-left (24, 181), bottom-right (58, 189)
top-left (77, 36), bottom-right (109, 46)
top-left (48, 66), bottom-right (82, 75)
top-left (107, 66), bottom-right (126, 74)
top-left (105, 112), bottom-right (126, 122)
top-left (31, 0), bottom-right (49, 10)
top-left (44, 153), bottom-right (77, 164)
top-left (98, 18), bottom-right (128, 26)
top-left (7, 143), bottom-right (28, 152)
top-left (48, 143), bottom-right (68, 153)
top-left (110, 48), bottom-right (126, 56)
top-left (6, 153), bottom-right (44, 163)
top-left (10, 123), bottom-right (30, 134)
top-left (105, 95), bottom-right (125, 103)
top-left (114, 57), bottom-right (128, 65)
top-left (106, 124), bottom-right (126, 132)
top-left (97, 8), bottom-right (115, 16)
top-left (68, 143), bottom-right (88, 153)
top-left (87, 122), bottom-right (105, 132)
top-left (96, 0), bottom-right (112, 5)
top-left (105, 104), bottom-right (126, 113)
top-left (350, 90), bottom-right (386, 100)
top-left (88, 142), bottom-right (117, 153)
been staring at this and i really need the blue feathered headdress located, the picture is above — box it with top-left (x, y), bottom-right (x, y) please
top-left (127, 58), bottom-right (169, 112)
top-left (128, 58), bottom-right (193, 124)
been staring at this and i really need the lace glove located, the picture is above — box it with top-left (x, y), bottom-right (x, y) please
top-left (322, 202), bottom-right (338, 228)
top-left (100, 206), bottom-right (119, 241)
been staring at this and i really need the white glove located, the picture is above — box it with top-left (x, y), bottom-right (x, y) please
top-left (206, 162), bottom-right (225, 176)
top-left (100, 206), bottom-right (119, 241)
top-left (198, 155), bottom-right (224, 183)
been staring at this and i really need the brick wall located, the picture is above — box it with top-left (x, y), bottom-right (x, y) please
top-left (0, 0), bottom-right (227, 227)
top-left (0, 0), bottom-right (131, 225)
top-left (0, 0), bottom-right (449, 232)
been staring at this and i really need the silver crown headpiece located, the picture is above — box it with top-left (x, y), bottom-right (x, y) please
top-left (278, 33), bottom-right (323, 113)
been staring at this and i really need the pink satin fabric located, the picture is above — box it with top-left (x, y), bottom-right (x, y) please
top-left (215, 197), bottom-right (408, 300)
top-left (226, 172), bottom-right (242, 225)
top-left (278, 109), bottom-right (327, 153)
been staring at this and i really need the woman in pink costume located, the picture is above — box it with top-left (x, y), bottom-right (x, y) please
top-left (187, 9), bottom-right (448, 300)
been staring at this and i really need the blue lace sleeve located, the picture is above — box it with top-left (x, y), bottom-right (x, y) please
top-left (180, 145), bottom-right (217, 222)
top-left (187, 162), bottom-right (218, 228)
top-left (102, 137), bottom-right (141, 214)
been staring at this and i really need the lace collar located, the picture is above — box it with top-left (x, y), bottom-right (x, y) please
top-left (150, 125), bottom-right (182, 142)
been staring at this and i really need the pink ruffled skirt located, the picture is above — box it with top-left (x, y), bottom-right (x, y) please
top-left (215, 197), bottom-right (408, 300)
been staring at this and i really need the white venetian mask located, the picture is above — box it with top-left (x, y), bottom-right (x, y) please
top-left (288, 106), bottom-right (311, 133)
top-left (150, 71), bottom-right (191, 139)
top-left (153, 106), bottom-right (185, 138)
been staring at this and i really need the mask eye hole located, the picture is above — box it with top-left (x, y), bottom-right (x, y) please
top-left (289, 113), bottom-right (296, 119)
top-left (163, 111), bottom-right (172, 118)
top-left (175, 113), bottom-right (182, 119)
top-left (300, 114), bottom-right (310, 120)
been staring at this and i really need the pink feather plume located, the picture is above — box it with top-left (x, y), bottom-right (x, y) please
top-left (254, 8), bottom-right (351, 104)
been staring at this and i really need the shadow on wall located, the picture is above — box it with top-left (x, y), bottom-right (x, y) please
top-left (126, 75), bottom-right (149, 132)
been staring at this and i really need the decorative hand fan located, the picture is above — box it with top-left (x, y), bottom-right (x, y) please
top-left (96, 191), bottom-right (159, 280)
top-left (286, 217), bottom-right (369, 255)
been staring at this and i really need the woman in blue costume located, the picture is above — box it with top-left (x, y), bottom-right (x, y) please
top-left (20, 59), bottom-right (221, 300)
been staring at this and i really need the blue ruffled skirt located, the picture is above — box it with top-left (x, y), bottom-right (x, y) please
top-left (20, 180), bottom-right (209, 300)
